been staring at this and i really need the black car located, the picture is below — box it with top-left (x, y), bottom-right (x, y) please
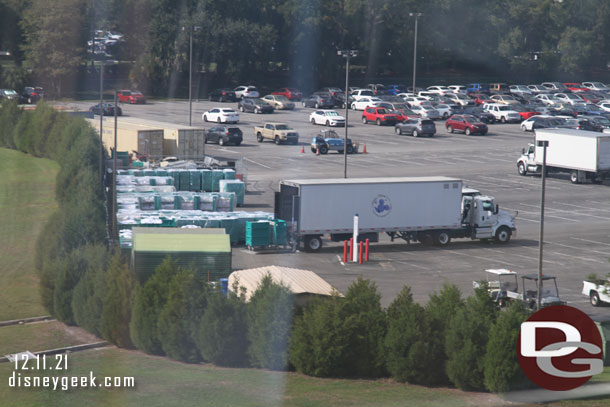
top-left (462, 106), bottom-right (495, 124)
top-left (21, 87), bottom-right (44, 104)
top-left (237, 98), bottom-right (274, 113)
top-left (302, 94), bottom-right (334, 109)
top-left (0, 89), bottom-right (20, 101)
top-left (563, 118), bottom-right (603, 132)
top-left (209, 88), bottom-right (237, 102)
top-left (89, 102), bottom-right (123, 116)
top-left (205, 126), bottom-right (243, 146)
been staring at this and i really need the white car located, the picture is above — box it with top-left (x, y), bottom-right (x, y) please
top-left (396, 92), bottom-right (416, 100)
top-left (447, 85), bottom-right (467, 94)
top-left (482, 103), bottom-right (521, 123)
top-left (434, 104), bottom-right (453, 119)
top-left (309, 110), bottom-right (346, 127)
top-left (519, 115), bottom-right (559, 131)
top-left (490, 94), bottom-right (521, 105)
top-left (554, 93), bottom-right (584, 106)
top-left (350, 97), bottom-right (382, 110)
top-left (351, 89), bottom-right (375, 101)
top-left (234, 85), bottom-right (259, 99)
top-left (444, 93), bottom-right (474, 107)
top-left (426, 86), bottom-right (452, 95)
top-left (527, 84), bottom-right (549, 94)
top-left (535, 94), bottom-right (560, 105)
top-left (597, 101), bottom-right (610, 112)
top-left (404, 96), bottom-right (430, 106)
top-left (509, 85), bottom-right (532, 96)
top-left (202, 107), bottom-right (240, 123)
top-left (582, 82), bottom-right (610, 92)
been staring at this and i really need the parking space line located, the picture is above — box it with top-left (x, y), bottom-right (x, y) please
top-left (478, 175), bottom-right (561, 190)
top-left (443, 249), bottom-right (519, 267)
top-left (243, 157), bottom-right (273, 169)
top-left (552, 202), bottom-right (610, 213)
top-left (419, 157), bottom-right (454, 165)
top-left (483, 248), bottom-right (563, 265)
top-left (384, 157), bottom-right (425, 166)
top-left (570, 237), bottom-right (610, 246)
top-left (546, 250), bottom-right (607, 264)
top-left (548, 241), bottom-right (610, 256)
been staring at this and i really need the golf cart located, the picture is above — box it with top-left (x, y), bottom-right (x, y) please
top-left (473, 269), bottom-right (520, 307)
top-left (521, 274), bottom-right (566, 310)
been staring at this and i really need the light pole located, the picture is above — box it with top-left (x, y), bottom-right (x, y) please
top-left (409, 13), bottom-right (422, 94)
top-left (99, 60), bottom-right (104, 185)
top-left (338, 49), bottom-right (358, 179)
top-left (113, 90), bottom-right (118, 243)
top-left (537, 139), bottom-right (549, 310)
top-left (183, 26), bottom-right (201, 126)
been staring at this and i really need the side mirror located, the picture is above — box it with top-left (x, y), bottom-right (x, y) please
top-left (522, 148), bottom-right (526, 154)
top-left (494, 204), bottom-right (499, 215)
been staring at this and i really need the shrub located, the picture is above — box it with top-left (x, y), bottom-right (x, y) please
top-left (130, 258), bottom-right (180, 355)
top-left (157, 268), bottom-right (209, 363)
top-left (72, 255), bottom-right (108, 336)
top-left (247, 275), bottom-right (295, 370)
top-left (484, 301), bottom-right (531, 393)
top-left (445, 285), bottom-right (498, 391)
top-left (101, 253), bottom-right (136, 348)
top-left (384, 286), bottom-right (441, 384)
top-left (13, 110), bottom-right (34, 153)
top-left (0, 100), bottom-right (21, 148)
top-left (196, 288), bottom-right (249, 366)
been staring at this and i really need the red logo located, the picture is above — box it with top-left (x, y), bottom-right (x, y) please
top-left (517, 305), bottom-right (603, 391)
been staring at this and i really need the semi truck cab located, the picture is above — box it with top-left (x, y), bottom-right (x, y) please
top-left (462, 194), bottom-right (516, 242)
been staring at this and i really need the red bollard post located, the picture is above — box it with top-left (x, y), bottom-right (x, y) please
top-left (349, 238), bottom-right (353, 262)
top-left (343, 240), bottom-right (348, 263)
top-left (365, 239), bottom-right (370, 262)
top-left (359, 241), bottom-right (363, 264)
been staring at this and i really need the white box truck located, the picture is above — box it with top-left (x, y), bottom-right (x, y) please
top-left (274, 177), bottom-right (517, 252)
top-left (517, 128), bottom-right (610, 183)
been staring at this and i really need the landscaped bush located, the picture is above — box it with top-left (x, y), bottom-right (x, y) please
top-left (71, 249), bottom-right (108, 336)
top-left (445, 285), bottom-right (498, 391)
top-left (0, 100), bottom-right (21, 148)
top-left (130, 258), bottom-right (181, 355)
top-left (196, 287), bottom-right (249, 367)
top-left (484, 301), bottom-right (531, 393)
top-left (157, 268), bottom-right (209, 363)
top-left (247, 275), bottom-right (295, 370)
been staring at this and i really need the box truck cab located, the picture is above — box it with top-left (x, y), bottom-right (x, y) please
top-left (275, 177), bottom-right (516, 252)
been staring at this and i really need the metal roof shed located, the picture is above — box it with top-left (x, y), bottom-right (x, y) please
top-left (229, 265), bottom-right (342, 306)
top-left (131, 227), bottom-right (231, 283)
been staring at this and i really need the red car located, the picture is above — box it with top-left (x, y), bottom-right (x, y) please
top-left (272, 87), bottom-right (303, 101)
top-left (445, 114), bottom-right (488, 135)
top-left (563, 83), bottom-right (589, 92)
top-left (393, 108), bottom-right (420, 122)
top-left (361, 107), bottom-right (400, 125)
top-left (117, 90), bottom-right (146, 104)
top-left (514, 106), bottom-right (541, 120)
top-left (471, 93), bottom-right (493, 105)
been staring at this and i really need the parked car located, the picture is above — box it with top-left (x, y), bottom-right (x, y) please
top-left (361, 106), bottom-right (400, 125)
top-left (261, 94), bottom-right (295, 110)
top-left (509, 85), bottom-right (533, 96)
top-left (395, 118), bottom-right (436, 137)
top-left (392, 108), bottom-right (420, 122)
top-left (462, 106), bottom-right (496, 124)
top-left (445, 114), bottom-right (488, 135)
top-left (563, 118), bottom-right (603, 132)
top-left (410, 104), bottom-right (441, 120)
top-left (447, 85), bottom-right (467, 94)
top-left (254, 122), bottom-right (299, 144)
top-left (519, 115), bottom-right (568, 132)
top-left (350, 96), bottom-right (382, 111)
top-left (377, 102), bottom-right (409, 111)
top-left (272, 87), bottom-right (303, 101)
top-left (582, 82), bottom-right (610, 92)
top-left (470, 93), bottom-right (493, 105)
top-left (238, 98), bottom-right (274, 113)
top-left (541, 82), bottom-right (568, 93)
top-left (0, 89), bottom-right (19, 101)
top-left (386, 84), bottom-right (407, 95)
top-left (21, 87), bottom-right (44, 104)
top-left (89, 102), bottom-right (122, 116)
top-left (513, 105), bottom-right (541, 120)
top-left (117, 90), bottom-right (146, 104)
top-left (563, 83), bottom-right (589, 92)
top-left (209, 88), bottom-right (237, 102)
top-left (426, 86), bottom-right (452, 95)
top-left (404, 96), bottom-right (430, 106)
top-left (434, 104), bottom-right (453, 119)
top-left (490, 94), bottom-right (521, 105)
top-left (527, 84), bottom-right (550, 94)
top-left (549, 104), bottom-right (578, 117)
top-left (351, 89), bottom-right (376, 100)
top-left (581, 115), bottom-right (610, 131)
top-left (205, 126), bottom-right (243, 146)
top-left (202, 107), bottom-right (240, 123)
top-left (554, 93), bottom-right (584, 105)
top-left (234, 85), bottom-right (259, 99)
top-left (489, 83), bottom-right (510, 94)
top-left (466, 83), bottom-right (490, 94)
top-left (444, 92), bottom-right (474, 106)
top-left (303, 94), bottom-right (335, 109)
top-left (597, 101), bottom-right (610, 112)
top-left (310, 129), bottom-right (357, 154)
top-left (578, 92), bottom-right (604, 104)
top-left (535, 93), bottom-right (561, 105)
top-left (367, 83), bottom-right (387, 95)
top-left (309, 110), bottom-right (346, 127)
top-left (482, 103), bottom-right (521, 123)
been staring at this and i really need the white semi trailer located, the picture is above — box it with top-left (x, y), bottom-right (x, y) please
top-left (517, 128), bottom-right (610, 183)
top-left (274, 177), bottom-right (517, 252)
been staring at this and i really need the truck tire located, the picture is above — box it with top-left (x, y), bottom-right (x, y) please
top-left (570, 170), bottom-right (580, 184)
top-left (517, 162), bottom-right (527, 176)
top-left (590, 291), bottom-right (601, 307)
top-left (319, 145), bottom-right (328, 154)
top-left (435, 231), bottom-right (451, 246)
top-left (275, 135), bottom-right (281, 145)
top-left (346, 145), bottom-right (354, 154)
top-left (257, 132), bottom-right (263, 142)
top-left (494, 226), bottom-right (511, 243)
top-left (501, 116), bottom-right (506, 123)
top-left (304, 235), bottom-right (323, 252)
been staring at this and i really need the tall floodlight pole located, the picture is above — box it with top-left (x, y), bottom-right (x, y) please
top-left (338, 50), bottom-right (358, 178)
top-left (409, 13), bottom-right (422, 94)
top-left (183, 26), bottom-right (201, 126)
top-left (99, 61), bottom-right (104, 184)
top-left (113, 90), bottom-right (118, 242)
top-left (537, 140), bottom-right (549, 310)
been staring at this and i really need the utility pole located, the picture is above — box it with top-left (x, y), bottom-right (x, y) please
top-left (537, 139), bottom-right (549, 310)
top-left (183, 26), bottom-right (201, 126)
top-left (409, 13), bottom-right (423, 94)
top-left (338, 50), bottom-right (359, 178)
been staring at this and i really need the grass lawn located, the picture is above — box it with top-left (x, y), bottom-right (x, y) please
top-left (0, 148), bottom-right (58, 321)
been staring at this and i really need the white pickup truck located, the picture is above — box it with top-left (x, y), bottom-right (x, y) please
top-left (582, 279), bottom-right (610, 306)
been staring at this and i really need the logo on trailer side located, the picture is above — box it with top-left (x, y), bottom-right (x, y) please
top-left (372, 195), bottom-right (391, 217)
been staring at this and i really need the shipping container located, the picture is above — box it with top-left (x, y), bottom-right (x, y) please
top-left (86, 117), bottom-right (164, 159)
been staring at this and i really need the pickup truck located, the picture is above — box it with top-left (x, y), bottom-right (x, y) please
top-left (254, 123), bottom-right (299, 145)
top-left (582, 278), bottom-right (610, 306)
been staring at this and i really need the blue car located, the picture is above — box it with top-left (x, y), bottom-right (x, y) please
top-left (386, 84), bottom-right (407, 95)
top-left (466, 83), bottom-right (490, 94)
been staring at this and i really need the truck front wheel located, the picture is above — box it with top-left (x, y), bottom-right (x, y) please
top-left (517, 162), bottom-right (527, 176)
top-left (435, 231), bottom-right (451, 246)
top-left (494, 226), bottom-right (511, 243)
top-left (591, 291), bottom-right (601, 306)
top-left (304, 235), bottom-right (323, 252)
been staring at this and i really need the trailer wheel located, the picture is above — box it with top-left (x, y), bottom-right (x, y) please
top-left (590, 291), bottom-right (600, 307)
top-left (304, 235), bottom-right (323, 252)
top-left (435, 231), bottom-right (451, 246)
top-left (494, 226), bottom-right (511, 243)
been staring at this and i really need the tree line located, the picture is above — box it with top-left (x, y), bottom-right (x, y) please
top-left (2, 0), bottom-right (610, 97)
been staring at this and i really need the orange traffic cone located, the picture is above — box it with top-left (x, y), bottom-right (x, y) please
top-left (300, 145), bottom-right (305, 153)
top-left (363, 143), bottom-right (367, 154)
top-left (316, 146), bottom-right (320, 156)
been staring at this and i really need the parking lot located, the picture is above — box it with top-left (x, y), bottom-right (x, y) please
top-left (64, 99), bottom-right (610, 319)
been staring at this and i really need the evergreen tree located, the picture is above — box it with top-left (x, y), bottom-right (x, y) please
top-left (100, 253), bottom-right (136, 348)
